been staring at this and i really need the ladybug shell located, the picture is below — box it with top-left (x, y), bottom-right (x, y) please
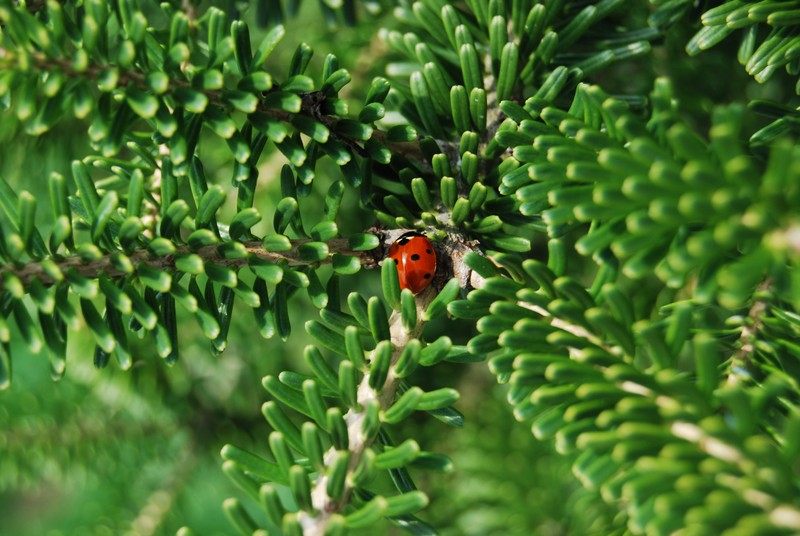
top-left (388, 231), bottom-right (437, 294)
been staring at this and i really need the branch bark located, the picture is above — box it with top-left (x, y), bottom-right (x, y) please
top-left (0, 238), bottom-right (379, 289)
top-left (726, 279), bottom-right (771, 386)
top-left (299, 289), bottom-right (435, 535)
top-left (0, 42), bottom-right (432, 165)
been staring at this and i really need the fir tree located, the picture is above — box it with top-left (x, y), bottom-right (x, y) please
top-left (1, 0), bottom-right (800, 534)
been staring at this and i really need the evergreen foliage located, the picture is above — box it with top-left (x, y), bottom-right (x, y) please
top-left (1, 0), bottom-right (800, 534)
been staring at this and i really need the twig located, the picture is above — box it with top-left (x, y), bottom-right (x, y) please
top-left (0, 42), bottom-right (432, 166)
top-left (727, 279), bottom-right (771, 386)
top-left (1, 238), bottom-right (378, 289)
top-left (299, 289), bottom-right (435, 535)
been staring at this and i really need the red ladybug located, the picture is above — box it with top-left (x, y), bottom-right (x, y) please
top-left (388, 231), bottom-right (437, 294)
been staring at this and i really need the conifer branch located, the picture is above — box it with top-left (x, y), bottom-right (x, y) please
top-left (0, 238), bottom-right (378, 289)
top-left (301, 290), bottom-right (435, 535)
top-left (0, 45), bottom-right (431, 165)
top-left (518, 300), bottom-right (621, 357)
top-left (727, 279), bottom-right (771, 386)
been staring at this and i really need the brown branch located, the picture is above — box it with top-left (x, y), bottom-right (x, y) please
top-left (0, 40), bottom-right (433, 167)
top-left (369, 128), bottom-right (429, 162)
top-left (16, 0), bottom-right (47, 14)
top-left (1, 238), bottom-right (379, 288)
top-left (28, 0), bottom-right (46, 12)
top-left (300, 288), bottom-right (436, 535)
top-left (726, 279), bottom-right (772, 386)
top-left (181, 0), bottom-right (198, 28)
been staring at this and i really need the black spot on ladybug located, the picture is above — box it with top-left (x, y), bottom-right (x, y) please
top-left (411, 254), bottom-right (420, 261)
top-left (426, 249), bottom-right (432, 254)
top-left (424, 273), bottom-right (431, 279)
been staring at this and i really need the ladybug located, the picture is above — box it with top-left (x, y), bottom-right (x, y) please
top-left (388, 231), bottom-right (437, 294)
